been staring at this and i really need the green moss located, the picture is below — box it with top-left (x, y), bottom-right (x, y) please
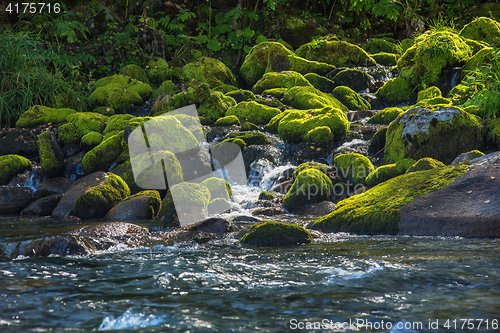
top-left (213, 115), bottom-right (239, 127)
top-left (127, 116), bottom-right (152, 131)
top-left (226, 101), bottom-right (281, 125)
top-left (332, 86), bottom-right (371, 111)
top-left (146, 57), bottom-right (171, 86)
top-left (371, 52), bottom-right (398, 66)
top-left (57, 123), bottom-right (79, 145)
top-left (487, 118), bottom-right (500, 149)
top-left (397, 31), bottom-right (471, 88)
top-left (152, 83), bottom-right (211, 116)
top-left (120, 64), bottom-right (150, 84)
top-left (296, 40), bottom-right (376, 67)
top-left (292, 162), bottom-right (327, 181)
top-left (330, 68), bottom-right (372, 93)
top-left (183, 56), bottom-right (237, 88)
top-left (384, 106), bottom-right (484, 165)
top-left (416, 96), bottom-right (452, 106)
top-left (37, 130), bottom-right (64, 177)
top-left (460, 17), bottom-right (500, 45)
top-left (93, 74), bottom-right (153, 99)
top-left (240, 221), bottom-right (313, 246)
top-left (367, 107), bottom-right (405, 125)
top-left (252, 71), bottom-right (312, 94)
top-left (66, 112), bottom-right (108, 140)
top-left (126, 190), bottom-right (162, 218)
top-left (93, 106), bottom-right (115, 116)
top-left (211, 84), bottom-right (239, 94)
top-left (400, 38), bottom-right (415, 53)
top-left (15, 105), bottom-right (76, 128)
top-left (310, 165), bottom-right (468, 234)
top-left (468, 150), bottom-right (486, 159)
top-left (365, 38), bottom-right (398, 54)
top-left (283, 86), bottom-right (348, 111)
top-left (366, 158), bottom-right (417, 187)
top-left (131, 150), bottom-right (183, 190)
top-left (463, 105), bottom-right (484, 118)
top-left (241, 122), bottom-right (260, 131)
top-left (303, 73), bottom-right (335, 93)
top-left (462, 47), bottom-right (496, 72)
top-left (449, 84), bottom-right (476, 105)
top-left (71, 173), bottom-right (130, 219)
top-left (88, 83), bottom-right (143, 112)
top-left (278, 107), bottom-right (349, 143)
top-left (200, 177), bottom-right (232, 201)
top-left (221, 138), bottom-right (246, 149)
top-left (104, 114), bottom-right (135, 135)
top-left (228, 131), bottom-right (272, 145)
top-left (334, 153), bottom-right (374, 185)
top-left (304, 126), bottom-right (334, 145)
top-left (0, 154), bottom-right (32, 185)
top-left (266, 53), bottom-right (335, 79)
top-left (198, 92), bottom-right (237, 121)
top-left (376, 77), bottom-right (414, 105)
top-left (261, 88), bottom-right (286, 99)
top-left (80, 131), bottom-right (103, 152)
top-left (417, 86), bottom-right (442, 102)
top-left (258, 191), bottom-right (275, 200)
top-left (157, 182), bottom-right (211, 223)
top-left (283, 168), bottom-right (333, 211)
top-left (153, 80), bottom-right (180, 100)
top-left (406, 157), bottom-right (446, 173)
top-left (225, 89), bottom-right (256, 102)
top-left (82, 133), bottom-right (123, 174)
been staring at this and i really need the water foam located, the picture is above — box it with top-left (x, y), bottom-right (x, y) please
top-left (98, 308), bottom-right (166, 330)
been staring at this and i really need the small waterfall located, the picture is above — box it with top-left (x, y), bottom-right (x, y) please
top-left (8, 165), bottom-right (45, 191)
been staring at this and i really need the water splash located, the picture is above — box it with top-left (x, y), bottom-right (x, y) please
top-left (98, 307), bottom-right (166, 330)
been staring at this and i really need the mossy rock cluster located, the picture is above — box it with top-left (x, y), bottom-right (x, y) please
top-left (240, 221), bottom-right (313, 246)
top-left (283, 86), bottom-right (347, 111)
top-left (252, 71), bottom-right (311, 94)
top-left (310, 165), bottom-right (468, 234)
top-left (58, 112), bottom-right (108, 146)
top-left (376, 77), bottom-right (414, 105)
top-left (80, 131), bottom-right (103, 152)
top-left (226, 101), bottom-right (281, 125)
top-left (277, 107), bottom-right (349, 143)
top-left (332, 86), bottom-right (371, 111)
top-left (384, 106), bottom-right (484, 165)
top-left (334, 153), bottom-right (374, 185)
top-left (70, 173), bottom-right (130, 219)
top-left (183, 56), bottom-right (238, 89)
top-left (225, 89), bottom-right (256, 103)
top-left (295, 40), bottom-right (376, 67)
top-left (152, 83), bottom-right (211, 116)
top-left (371, 52), bottom-right (398, 66)
top-left (283, 168), bottom-right (332, 211)
top-left (15, 105), bottom-right (76, 128)
top-left (227, 131), bottom-right (272, 146)
top-left (0, 154), bottom-right (32, 185)
top-left (145, 57), bottom-right (171, 85)
top-left (365, 38), bottom-right (398, 54)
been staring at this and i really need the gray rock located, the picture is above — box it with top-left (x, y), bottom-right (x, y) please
top-left (105, 195), bottom-right (155, 221)
top-left (21, 194), bottom-right (63, 216)
top-left (0, 186), bottom-right (35, 214)
top-left (305, 201), bottom-right (336, 216)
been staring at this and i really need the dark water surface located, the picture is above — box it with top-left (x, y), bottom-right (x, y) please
top-left (1, 217), bottom-right (500, 332)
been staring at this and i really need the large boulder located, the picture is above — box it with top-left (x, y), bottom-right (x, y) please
top-left (384, 106), bottom-right (484, 165)
top-left (309, 164), bottom-right (468, 234)
top-left (399, 152), bottom-right (500, 237)
top-left (183, 57), bottom-right (237, 88)
top-left (239, 221), bottom-right (313, 246)
top-left (0, 154), bottom-right (32, 185)
top-left (296, 40), bottom-right (376, 67)
top-left (51, 172), bottom-right (130, 219)
top-left (375, 77), bottom-right (414, 105)
top-left (330, 68), bottom-right (372, 93)
top-left (104, 190), bottom-right (161, 220)
top-left (15, 105), bottom-right (76, 128)
top-left (20, 194), bottom-right (63, 216)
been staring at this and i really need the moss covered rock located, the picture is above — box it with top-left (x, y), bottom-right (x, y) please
top-left (365, 158), bottom-right (416, 187)
top-left (240, 42), bottom-right (334, 88)
top-left (304, 126), bottom-right (334, 145)
top-left (207, 197), bottom-right (231, 215)
top-left (283, 168), bottom-right (332, 211)
top-left (228, 131), bottom-right (272, 146)
top-left (226, 101), bottom-right (281, 125)
top-left (448, 84), bottom-right (476, 105)
top-left (304, 73), bottom-right (335, 93)
top-left (406, 157), bottom-right (446, 173)
top-left (65, 112), bottom-right (108, 142)
top-left (416, 96), bottom-right (452, 106)
top-left (252, 71), bottom-right (311, 94)
top-left (82, 133), bottom-right (124, 174)
top-left (198, 92), bottom-right (237, 121)
top-left (397, 31), bottom-right (471, 88)
top-left (332, 86), bottom-right (371, 111)
top-left (334, 153), bottom-right (374, 185)
top-left (371, 52), bottom-right (398, 66)
top-left (37, 130), bottom-right (64, 177)
top-left (16, 105), bottom-right (76, 128)
top-left (104, 190), bottom-right (161, 220)
top-left (240, 221), bottom-right (313, 246)
top-left (330, 69), bottom-right (372, 93)
top-left (88, 83), bottom-right (143, 113)
top-left (120, 64), bottom-right (150, 84)
top-left (146, 57), bottom-right (171, 86)
top-left (71, 173), bottom-right (130, 219)
top-left (283, 86), bottom-right (347, 111)
top-left (151, 83), bottom-right (211, 116)
top-left (225, 89), bottom-right (256, 103)
top-left (365, 38), bottom-right (398, 54)
top-left (462, 47), bottom-right (496, 72)
top-left (241, 122), bottom-right (260, 131)
top-left (93, 106), bottom-right (115, 116)
top-left (0, 154), bottom-right (32, 185)
top-left (80, 131), bottom-right (103, 152)
top-left (367, 107), bottom-right (405, 125)
top-left (215, 115), bottom-right (241, 127)
top-left (131, 150), bottom-right (183, 190)
top-left (278, 107), bottom-right (349, 143)
top-left (460, 17), bottom-right (500, 45)
top-left (183, 56), bottom-right (237, 88)
top-left (153, 80), bottom-right (181, 101)
top-left (384, 105), bottom-right (484, 165)
top-left (93, 74), bottom-right (153, 99)
top-left (200, 177), bottom-right (232, 201)
top-left (157, 182), bottom-right (211, 225)
top-left (296, 40), bottom-right (376, 67)
top-left (292, 162), bottom-right (327, 181)
top-left (376, 77), bottom-right (414, 105)
top-left (258, 191), bottom-right (275, 200)
top-left (417, 86), bottom-right (442, 102)
top-left (309, 165), bottom-right (468, 234)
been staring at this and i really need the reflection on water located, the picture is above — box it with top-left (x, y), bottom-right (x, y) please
top-left (0, 219), bottom-right (499, 332)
